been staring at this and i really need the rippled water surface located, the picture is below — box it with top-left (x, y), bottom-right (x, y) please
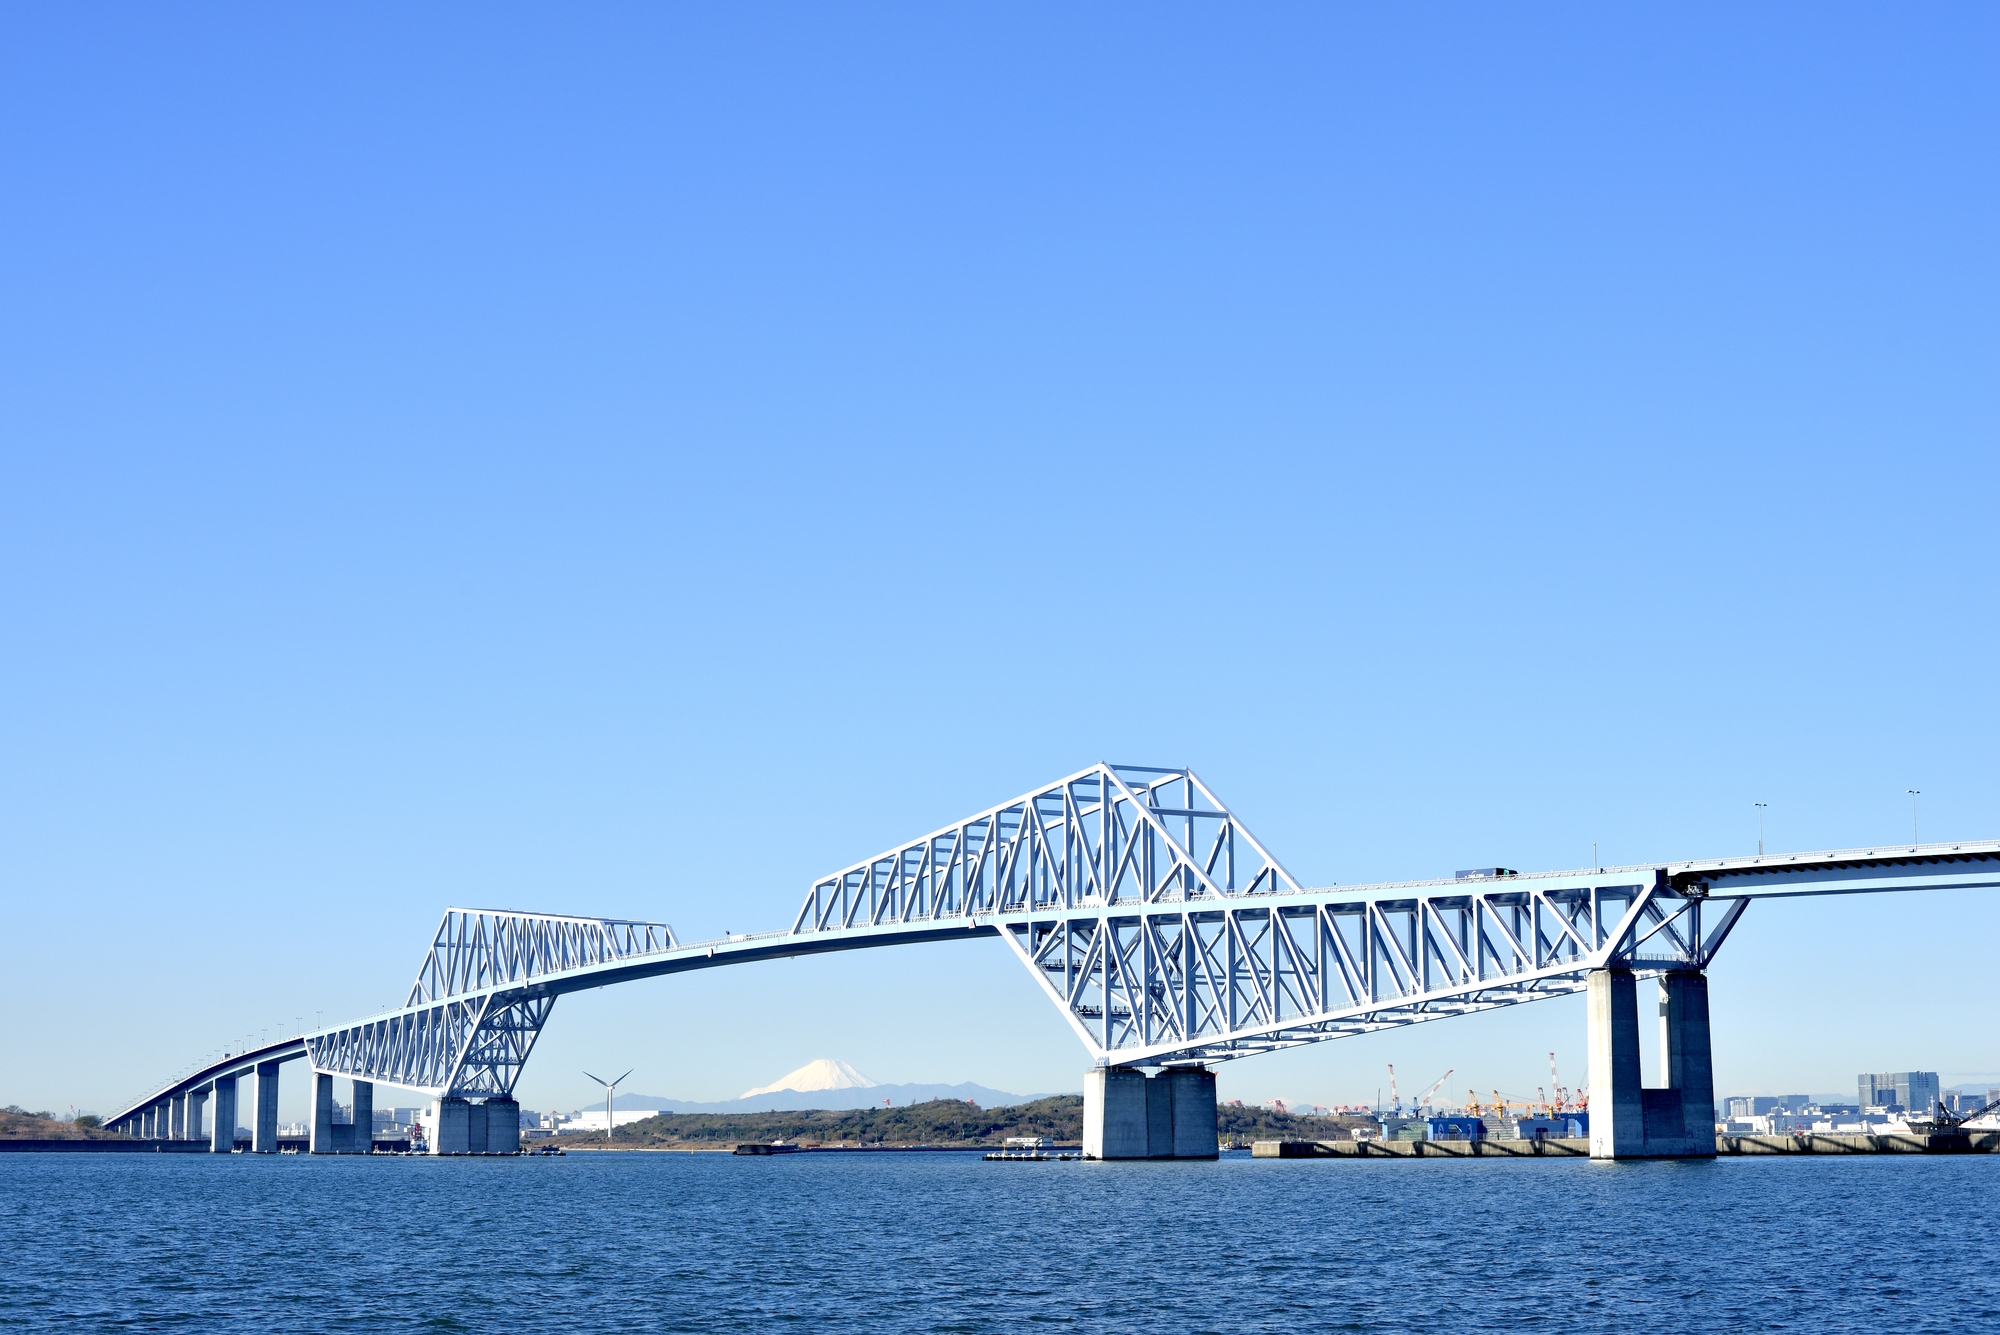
top-left (5, 1149), bottom-right (1998, 1332)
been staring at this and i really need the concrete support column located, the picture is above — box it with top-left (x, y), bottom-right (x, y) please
top-left (141, 1107), bottom-right (155, 1138)
top-left (351, 1080), bottom-right (374, 1155)
top-left (466, 1100), bottom-right (489, 1154)
top-left (309, 1072), bottom-right (336, 1154)
top-left (1144, 1077), bottom-right (1172, 1156)
top-left (1663, 971), bottom-right (1717, 1157)
top-left (170, 1093), bottom-right (187, 1140)
top-left (1083, 1066), bottom-right (1218, 1160)
top-left (433, 1097), bottom-right (471, 1155)
top-left (1587, 968), bottom-right (1645, 1159)
top-left (1587, 966), bottom-right (1717, 1160)
top-left (1166, 1067), bottom-right (1219, 1159)
top-left (211, 1076), bottom-right (237, 1152)
top-left (483, 1098), bottom-right (520, 1154)
top-left (252, 1061), bottom-right (281, 1153)
top-left (1084, 1067), bottom-right (1151, 1159)
top-left (190, 1090), bottom-right (209, 1145)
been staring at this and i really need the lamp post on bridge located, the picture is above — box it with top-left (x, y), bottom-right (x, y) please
top-left (1755, 803), bottom-right (1767, 856)
top-left (1908, 790), bottom-right (1921, 846)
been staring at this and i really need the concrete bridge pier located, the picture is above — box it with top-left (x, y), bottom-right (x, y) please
top-left (310, 1072), bottom-right (336, 1153)
top-left (252, 1061), bottom-right (282, 1153)
top-left (351, 1080), bottom-right (374, 1153)
top-left (427, 1095), bottom-right (520, 1154)
top-left (170, 1092), bottom-right (187, 1140)
top-left (1587, 967), bottom-right (1716, 1160)
top-left (433, 1097), bottom-right (471, 1154)
top-left (211, 1076), bottom-right (237, 1152)
top-left (310, 1074), bottom-right (376, 1152)
top-left (1083, 1066), bottom-right (1218, 1160)
top-left (190, 1089), bottom-right (209, 1145)
top-left (483, 1098), bottom-right (520, 1153)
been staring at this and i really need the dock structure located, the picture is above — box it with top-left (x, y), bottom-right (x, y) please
top-left (98, 763), bottom-right (2000, 1162)
top-left (1254, 1133), bottom-right (2000, 1159)
top-left (1255, 1138), bottom-right (1592, 1158)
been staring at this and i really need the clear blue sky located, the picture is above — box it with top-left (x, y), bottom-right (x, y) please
top-left (3, 5), bottom-right (1995, 1121)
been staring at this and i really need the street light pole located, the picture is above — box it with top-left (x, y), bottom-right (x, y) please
top-left (1755, 803), bottom-right (1767, 856)
top-left (1908, 790), bottom-right (1921, 846)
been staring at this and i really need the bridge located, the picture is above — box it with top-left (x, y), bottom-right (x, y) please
top-left (105, 763), bottom-right (2000, 1161)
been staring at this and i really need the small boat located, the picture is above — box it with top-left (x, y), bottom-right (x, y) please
top-left (732, 1141), bottom-right (801, 1156)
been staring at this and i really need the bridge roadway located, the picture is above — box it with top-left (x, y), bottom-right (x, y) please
top-left (104, 763), bottom-right (2000, 1161)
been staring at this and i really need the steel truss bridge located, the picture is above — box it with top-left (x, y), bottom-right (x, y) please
top-left (110, 763), bottom-right (2000, 1130)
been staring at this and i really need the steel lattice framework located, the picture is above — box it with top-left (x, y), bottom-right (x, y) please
top-left (303, 910), bottom-right (678, 1097)
top-left (106, 763), bottom-right (2000, 1128)
top-left (786, 765), bottom-right (1747, 1065)
top-left (794, 765), bottom-right (1301, 931)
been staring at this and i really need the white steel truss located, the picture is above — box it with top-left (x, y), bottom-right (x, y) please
top-left (107, 766), bottom-right (2000, 1127)
top-left (301, 909), bottom-right (676, 1098)
top-left (407, 909), bottom-right (677, 1005)
top-left (794, 764), bottom-right (1301, 932)
top-left (985, 871), bottom-right (1743, 1065)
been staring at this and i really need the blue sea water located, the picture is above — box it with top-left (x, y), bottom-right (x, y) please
top-left (4, 1149), bottom-right (1997, 1332)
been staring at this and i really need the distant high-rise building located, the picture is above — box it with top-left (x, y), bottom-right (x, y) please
top-left (1725, 1096), bottom-right (1810, 1118)
top-left (1857, 1072), bottom-right (1939, 1114)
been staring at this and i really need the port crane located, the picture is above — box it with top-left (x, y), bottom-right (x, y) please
top-left (1548, 1052), bottom-right (1587, 1113)
top-left (1917, 1095), bottom-right (2000, 1134)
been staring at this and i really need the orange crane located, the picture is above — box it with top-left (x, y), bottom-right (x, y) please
top-left (1388, 1064), bottom-right (1402, 1116)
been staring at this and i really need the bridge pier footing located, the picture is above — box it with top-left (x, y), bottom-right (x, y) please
top-left (1587, 967), bottom-right (1716, 1160)
top-left (1084, 1066), bottom-right (1218, 1160)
